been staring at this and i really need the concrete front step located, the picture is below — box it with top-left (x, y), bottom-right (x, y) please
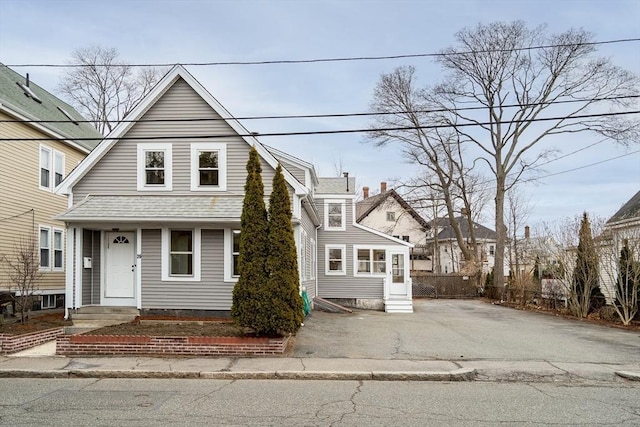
top-left (75, 306), bottom-right (140, 315)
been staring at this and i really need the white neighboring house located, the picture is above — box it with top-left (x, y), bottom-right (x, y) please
top-left (356, 183), bottom-right (432, 272)
top-left (599, 190), bottom-right (640, 304)
top-left (428, 217), bottom-right (505, 275)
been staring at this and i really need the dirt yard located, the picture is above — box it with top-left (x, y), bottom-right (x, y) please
top-left (0, 312), bottom-right (72, 335)
top-left (82, 317), bottom-right (256, 337)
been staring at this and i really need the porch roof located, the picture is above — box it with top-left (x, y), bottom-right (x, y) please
top-left (55, 195), bottom-right (244, 222)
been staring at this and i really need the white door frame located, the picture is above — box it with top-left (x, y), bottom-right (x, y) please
top-left (101, 231), bottom-right (137, 306)
top-left (387, 249), bottom-right (409, 298)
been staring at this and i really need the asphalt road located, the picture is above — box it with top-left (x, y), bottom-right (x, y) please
top-left (294, 299), bottom-right (640, 364)
top-left (1, 378), bottom-right (638, 426)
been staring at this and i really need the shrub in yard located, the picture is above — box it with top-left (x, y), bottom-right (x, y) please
top-left (253, 163), bottom-right (305, 335)
top-left (571, 212), bottom-right (605, 317)
top-left (231, 147), bottom-right (269, 330)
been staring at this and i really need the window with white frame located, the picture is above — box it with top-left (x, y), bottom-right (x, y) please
top-left (223, 229), bottom-right (241, 282)
top-left (53, 229), bottom-right (63, 269)
top-left (325, 245), bottom-right (346, 275)
top-left (39, 226), bottom-right (50, 268)
top-left (161, 228), bottom-right (201, 281)
top-left (41, 294), bottom-right (56, 309)
top-left (232, 230), bottom-right (240, 277)
top-left (137, 143), bottom-right (172, 191)
top-left (489, 245), bottom-right (495, 256)
top-left (39, 146), bottom-right (51, 189)
top-left (356, 248), bottom-right (386, 275)
top-left (170, 230), bottom-right (193, 276)
top-left (324, 200), bottom-right (345, 231)
top-left (300, 231), bottom-right (307, 281)
top-left (386, 211), bottom-right (395, 221)
top-left (54, 152), bottom-right (64, 187)
top-left (39, 146), bottom-right (65, 191)
top-left (190, 143), bottom-right (227, 191)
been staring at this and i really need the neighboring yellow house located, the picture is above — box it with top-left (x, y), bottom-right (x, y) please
top-left (0, 64), bottom-right (101, 311)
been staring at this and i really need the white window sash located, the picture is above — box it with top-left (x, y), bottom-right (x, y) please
top-left (190, 143), bottom-right (227, 191)
top-left (325, 244), bottom-right (346, 275)
top-left (39, 226), bottom-right (51, 269)
top-left (53, 228), bottom-right (64, 270)
top-left (39, 145), bottom-right (52, 190)
top-left (137, 143), bottom-right (173, 191)
top-left (323, 200), bottom-right (346, 231)
top-left (161, 228), bottom-right (201, 281)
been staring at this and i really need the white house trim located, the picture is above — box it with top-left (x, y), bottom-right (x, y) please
top-left (136, 143), bottom-right (173, 191)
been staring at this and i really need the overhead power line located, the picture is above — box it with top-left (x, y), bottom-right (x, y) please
top-left (1, 95), bottom-right (637, 125)
top-left (1, 110), bottom-right (637, 142)
top-left (4, 38), bottom-right (639, 68)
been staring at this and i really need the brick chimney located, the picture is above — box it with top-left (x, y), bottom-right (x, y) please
top-left (380, 181), bottom-right (387, 193)
top-left (363, 186), bottom-right (369, 199)
top-left (524, 225), bottom-right (530, 239)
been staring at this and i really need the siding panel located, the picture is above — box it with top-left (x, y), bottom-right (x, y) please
top-left (74, 78), bottom-right (278, 200)
top-left (141, 229), bottom-right (232, 310)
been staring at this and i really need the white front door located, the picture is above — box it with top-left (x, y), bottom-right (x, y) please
top-left (388, 251), bottom-right (408, 297)
top-left (103, 231), bottom-right (136, 306)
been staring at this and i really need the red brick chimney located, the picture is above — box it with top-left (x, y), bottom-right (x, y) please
top-left (380, 181), bottom-right (387, 193)
top-left (363, 186), bottom-right (369, 199)
top-left (524, 225), bottom-right (530, 239)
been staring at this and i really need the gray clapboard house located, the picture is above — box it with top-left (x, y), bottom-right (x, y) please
top-left (55, 65), bottom-right (413, 319)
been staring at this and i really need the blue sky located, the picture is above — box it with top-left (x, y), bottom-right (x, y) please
top-left (1, 0), bottom-right (638, 230)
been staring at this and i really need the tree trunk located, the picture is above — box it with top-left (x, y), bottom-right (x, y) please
top-left (493, 173), bottom-right (506, 298)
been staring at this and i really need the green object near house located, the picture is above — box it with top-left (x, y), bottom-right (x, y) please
top-left (302, 289), bottom-right (310, 317)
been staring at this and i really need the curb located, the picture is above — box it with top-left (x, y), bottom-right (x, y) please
top-left (0, 368), bottom-right (476, 381)
top-left (615, 371), bottom-right (640, 381)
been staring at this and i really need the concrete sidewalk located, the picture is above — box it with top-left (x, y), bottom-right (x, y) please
top-left (1, 341), bottom-right (639, 382)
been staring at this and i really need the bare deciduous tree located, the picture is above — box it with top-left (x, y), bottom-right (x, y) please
top-left (1, 238), bottom-right (42, 324)
top-left (369, 66), bottom-right (484, 274)
top-left (371, 21), bottom-right (638, 291)
top-left (433, 22), bottom-right (638, 291)
top-left (59, 45), bottom-right (166, 135)
top-left (506, 185), bottom-right (533, 304)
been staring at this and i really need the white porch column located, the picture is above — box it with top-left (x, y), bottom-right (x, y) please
top-left (136, 228), bottom-right (142, 309)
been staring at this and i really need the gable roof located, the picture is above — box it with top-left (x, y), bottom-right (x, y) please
top-left (56, 65), bottom-right (307, 196)
top-left (263, 144), bottom-right (319, 187)
top-left (0, 64), bottom-right (101, 151)
top-left (607, 190), bottom-right (640, 225)
top-left (356, 189), bottom-right (430, 229)
top-left (436, 216), bottom-right (496, 240)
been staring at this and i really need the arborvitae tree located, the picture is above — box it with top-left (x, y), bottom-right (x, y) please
top-left (254, 163), bottom-right (305, 335)
top-left (231, 147), bottom-right (269, 330)
top-left (571, 212), bottom-right (604, 317)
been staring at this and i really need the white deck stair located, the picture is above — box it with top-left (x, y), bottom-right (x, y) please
top-left (384, 298), bottom-right (414, 313)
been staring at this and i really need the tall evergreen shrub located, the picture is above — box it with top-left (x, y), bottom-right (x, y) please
top-left (231, 147), bottom-right (268, 329)
top-left (258, 164), bottom-right (305, 335)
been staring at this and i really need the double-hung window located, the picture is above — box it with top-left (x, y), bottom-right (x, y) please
top-left (191, 143), bottom-right (227, 191)
top-left (137, 143), bottom-right (172, 191)
top-left (223, 229), bottom-right (241, 282)
top-left (232, 230), bottom-right (240, 277)
top-left (39, 146), bottom-right (65, 191)
top-left (161, 228), bottom-right (201, 281)
top-left (324, 200), bottom-right (345, 231)
top-left (39, 227), bottom-right (50, 269)
top-left (54, 152), bottom-right (64, 187)
top-left (53, 229), bottom-right (64, 270)
top-left (325, 244), bottom-right (346, 275)
top-left (170, 230), bottom-right (193, 276)
top-left (39, 146), bottom-right (51, 190)
top-left (386, 211), bottom-right (395, 222)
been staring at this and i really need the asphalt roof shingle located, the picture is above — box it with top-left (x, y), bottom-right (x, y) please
top-left (0, 64), bottom-right (102, 149)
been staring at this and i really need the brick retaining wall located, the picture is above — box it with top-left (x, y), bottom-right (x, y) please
top-left (56, 334), bottom-right (290, 357)
top-left (0, 328), bottom-right (65, 354)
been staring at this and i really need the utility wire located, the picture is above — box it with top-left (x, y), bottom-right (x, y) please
top-left (1, 95), bottom-right (636, 125)
top-left (4, 38), bottom-right (639, 68)
top-left (1, 110), bottom-right (637, 142)
top-left (0, 209), bottom-right (34, 223)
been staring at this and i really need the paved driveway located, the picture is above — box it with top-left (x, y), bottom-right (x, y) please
top-left (294, 299), bottom-right (640, 364)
